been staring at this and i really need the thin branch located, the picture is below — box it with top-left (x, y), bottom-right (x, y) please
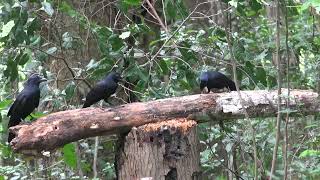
top-left (270, 0), bottom-right (282, 178)
top-left (284, 1), bottom-right (290, 179)
top-left (204, 141), bottom-right (245, 180)
top-left (93, 136), bottom-right (99, 178)
top-left (144, 0), bottom-right (168, 32)
top-left (221, 2), bottom-right (258, 179)
top-left (22, 44), bottom-right (92, 89)
top-left (74, 142), bottom-right (84, 179)
top-left (150, 2), bottom-right (210, 62)
top-left (51, 23), bottom-right (92, 89)
top-left (161, 0), bottom-right (167, 28)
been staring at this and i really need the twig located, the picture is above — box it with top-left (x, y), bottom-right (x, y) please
top-left (284, 2), bottom-right (290, 179)
top-left (119, 83), bottom-right (145, 96)
top-left (150, 2), bottom-right (210, 62)
top-left (93, 136), bottom-right (99, 178)
top-left (269, 0), bottom-right (282, 179)
top-left (21, 44), bottom-right (92, 89)
top-left (51, 24), bottom-right (92, 89)
top-left (204, 141), bottom-right (245, 180)
top-left (51, 23), bottom-right (87, 179)
top-left (161, 0), bottom-right (167, 28)
top-left (74, 142), bottom-right (84, 179)
top-left (221, 2), bottom-right (258, 179)
top-left (144, 0), bottom-right (168, 32)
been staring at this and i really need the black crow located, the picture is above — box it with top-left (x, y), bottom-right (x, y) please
top-left (200, 71), bottom-right (236, 93)
top-left (7, 74), bottom-right (46, 143)
top-left (83, 72), bottom-right (122, 108)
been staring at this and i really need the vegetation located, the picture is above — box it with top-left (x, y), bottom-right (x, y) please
top-left (0, 0), bottom-right (320, 179)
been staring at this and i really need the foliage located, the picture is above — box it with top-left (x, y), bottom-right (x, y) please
top-left (0, 0), bottom-right (319, 179)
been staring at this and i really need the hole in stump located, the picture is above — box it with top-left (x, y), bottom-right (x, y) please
top-left (165, 168), bottom-right (177, 180)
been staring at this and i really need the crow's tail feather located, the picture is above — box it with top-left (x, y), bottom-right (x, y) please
top-left (82, 102), bottom-right (91, 108)
top-left (8, 132), bottom-right (15, 143)
top-left (227, 80), bottom-right (237, 91)
top-left (8, 116), bottom-right (21, 128)
top-left (7, 116), bottom-right (21, 143)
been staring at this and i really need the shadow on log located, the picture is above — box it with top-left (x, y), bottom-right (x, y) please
top-left (9, 90), bottom-right (319, 154)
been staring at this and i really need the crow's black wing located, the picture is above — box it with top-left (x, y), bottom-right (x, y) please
top-left (83, 81), bottom-right (107, 108)
top-left (7, 92), bottom-right (28, 127)
top-left (7, 85), bottom-right (41, 143)
top-left (7, 89), bottom-right (29, 117)
top-left (7, 87), bottom-right (40, 126)
top-left (103, 82), bottom-right (118, 103)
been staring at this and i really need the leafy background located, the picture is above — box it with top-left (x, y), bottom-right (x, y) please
top-left (0, 0), bottom-right (320, 179)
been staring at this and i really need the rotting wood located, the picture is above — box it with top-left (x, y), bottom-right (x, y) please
top-left (115, 118), bottom-right (201, 180)
top-left (9, 89), bottom-right (320, 154)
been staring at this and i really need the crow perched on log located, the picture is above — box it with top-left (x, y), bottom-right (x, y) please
top-left (82, 72), bottom-right (121, 176)
top-left (200, 71), bottom-right (236, 93)
top-left (7, 74), bottom-right (46, 143)
top-left (83, 72), bottom-right (122, 108)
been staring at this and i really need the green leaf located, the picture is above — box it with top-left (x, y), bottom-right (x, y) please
top-left (86, 59), bottom-right (100, 71)
top-left (0, 20), bottom-right (15, 38)
top-left (0, 143), bottom-right (13, 158)
top-left (299, 149), bottom-right (320, 158)
top-left (109, 35), bottom-right (124, 51)
top-left (165, 1), bottom-right (176, 20)
top-left (137, 67), bottom-right (149, 82)
top-left (30, 112), bottom-right (47, 119)
top-left (59, 1), bottom-right (77, 18)
top-left (267, 75), bottom-right (277, 88)
top-left (36, 51), bottom-right (49, 62)
top-left (119, 31), bottom-right (131, 39)
top-left (46, 47), bottom-right (57, 55)
top-left (27, 18), bottom-right (41, 37)
top-left (255, 67), bottom-right (267, 86)
top-left (123, 0), bottom-right (141, 6)
top-left (0, 100), bottom-right (12, 110)
top-left (18, 52), bottom-right (31, 65)
top-left (19, 9), bottom-right (28, 26)
top-left (301, 1), bottom-right (312, 11)
top-left (62, 32), bottom-right (73, 49)
top-left (228, 0), bottom-right (238, 8)
top-left (41, 2), bottom-right (54, 16)
top-left (159, 59), bottom-right (169, 75)
top-left (13, 27), bottom-right (28, 45)
top-left (249, 0), bottom-right (262, 12)
top-left (179, 79), bottom-right (191, 89)
top-left (62, 143), bottom-right (77, 169)
top-left (30, 35), bottom-right (41, 46)
top-left (225, 143), bottom-right (233, 153)
top-left (65, 81), bottom-right (76, 100)
top-left (4, 57), bottom-right (18, 81)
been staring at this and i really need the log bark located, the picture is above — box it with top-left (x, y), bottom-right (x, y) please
top-left (9, 90), bottom-right (319, 154)
top-left (115, 119), bottom-right (201, 180)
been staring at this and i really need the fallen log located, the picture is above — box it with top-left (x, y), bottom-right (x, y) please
top-left (10, 89), bottom-right (319, 154)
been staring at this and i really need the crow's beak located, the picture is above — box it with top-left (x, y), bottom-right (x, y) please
top-left (40, 78), bottom-right (47, 83)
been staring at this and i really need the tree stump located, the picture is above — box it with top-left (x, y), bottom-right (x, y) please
top-left (115, 118), bottom-right (201, 180)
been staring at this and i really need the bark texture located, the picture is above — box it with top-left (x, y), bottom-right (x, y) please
top-left (116, 119), bottom-right (201, 180)
top-left (9, 89), bottom-right (319, 154)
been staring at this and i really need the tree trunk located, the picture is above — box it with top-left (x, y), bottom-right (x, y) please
top-left (115, 119), bottom-right (201, 180)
